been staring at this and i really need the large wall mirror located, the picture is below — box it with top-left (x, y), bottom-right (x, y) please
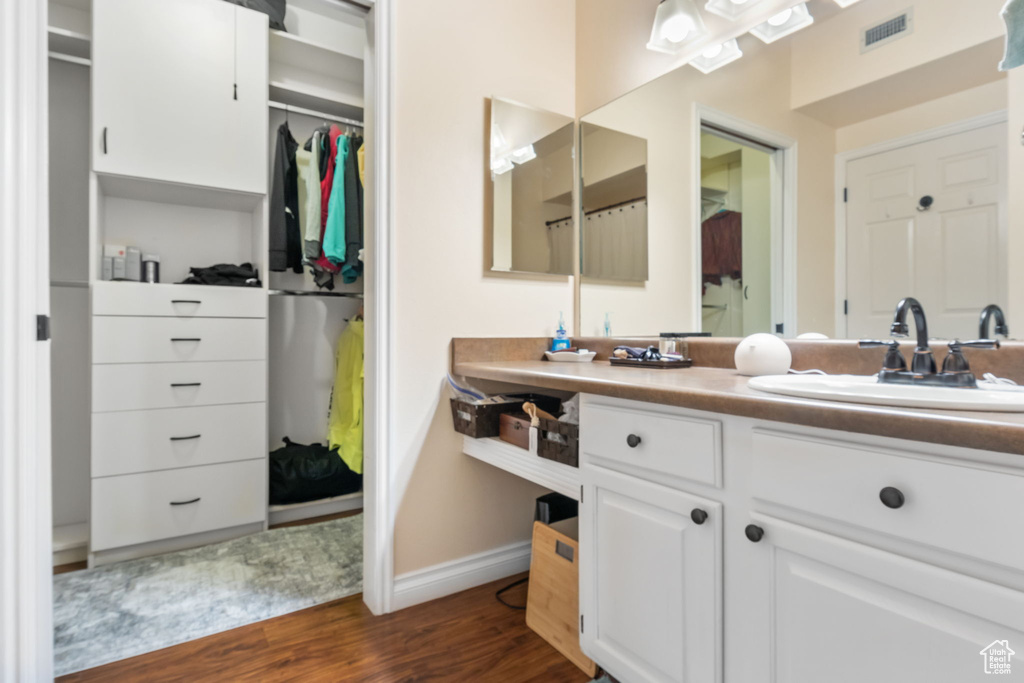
top-left (490, 97), bottom-right (575, 276)
top-left (578, 0), bottom-right (1011, 342)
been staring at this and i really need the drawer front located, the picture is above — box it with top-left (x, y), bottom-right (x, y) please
top-left (581, 403), bottom-right (721, 487)
top-left (92, 360), bottom-right (266, 412)
top-left (92, 281), bottom-right (266, 318)
top-left (92, 403), bottom-right (266, 477)
top-left (91, 459), bottom-right (265, 551)
top-left (93, 317), bottom-right (267, 364)
top-left (751, 430), bottom-right (1024, 572)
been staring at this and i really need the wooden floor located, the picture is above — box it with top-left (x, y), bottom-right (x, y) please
top-left (57, 573), bottom-right (592, 683)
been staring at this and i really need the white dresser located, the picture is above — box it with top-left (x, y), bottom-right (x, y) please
top-left (89, 282), bottom-right (269, 564)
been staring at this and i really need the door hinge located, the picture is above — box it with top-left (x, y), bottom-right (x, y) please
top-left (580, 614), bottom-right (584, 633)
top-left (36, 315), bottom-right (50, 341)
top-left (844, 299), bottom-right (849, 315)
top-left (775, 323), bottom-right (784, 334)
top-left (843, 187), bottom-right (848, 202)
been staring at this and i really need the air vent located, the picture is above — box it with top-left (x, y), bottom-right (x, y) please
top-left (861, 9), bottom-right (914, 53)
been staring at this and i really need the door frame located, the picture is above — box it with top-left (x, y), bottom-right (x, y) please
top-left (693, 104), bottom-right (797, 336)
top-left (1, 0), bottom-right (54, 679)
top-left (832, 110), bottom-right (1009, 338)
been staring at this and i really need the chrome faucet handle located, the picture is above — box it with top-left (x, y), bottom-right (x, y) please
top-left (956, 339), bottom-right (1001, 350)
top-left (859, 339), bottom-right (907, 373)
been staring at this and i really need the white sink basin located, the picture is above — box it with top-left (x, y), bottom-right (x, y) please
top-left (748, 374), bottom-right (1024, 412)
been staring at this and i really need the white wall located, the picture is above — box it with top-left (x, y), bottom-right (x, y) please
top-left (391, 0), bottom-right (575, 577)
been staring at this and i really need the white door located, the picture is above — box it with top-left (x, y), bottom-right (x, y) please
top-left (579, 465), bottom-right (721, 683)
top-left (745, 515), bottom-right (1024, 683)
top-left (92, 0), bottom-right (268, 194)
top-left (845, 122), bottom-right (1007, 340)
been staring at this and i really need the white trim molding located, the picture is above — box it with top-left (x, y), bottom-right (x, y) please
top-left (391, 540), bottom-right (533, 612)
top-left (1, 0), bottom-right (54, 679)
top-left (832, 110), bottom-right (1009, 338)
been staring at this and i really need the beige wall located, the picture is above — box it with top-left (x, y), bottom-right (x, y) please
top-left (392, 0), bottom-right (575, 576)
top-left (1009, 69), bottom-right (1024, 330)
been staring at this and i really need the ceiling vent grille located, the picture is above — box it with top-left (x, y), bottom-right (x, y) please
top-left (861, 9), bottom-right (914, 53)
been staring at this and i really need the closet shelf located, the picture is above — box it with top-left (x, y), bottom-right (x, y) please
top-left (48, 26), bottom-right (91, 60)
top-left (270, 289), bottom-right (364, 299)
top-left (269, 100), bottom-right (363, 129)
top-left (269, 81), bottom-right (364, 122)
top-left (270, 29), bottom-right (363, 71)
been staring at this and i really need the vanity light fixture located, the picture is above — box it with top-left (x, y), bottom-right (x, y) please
top-left (704, 0), bottom-right (768, 22)
top-left (490, 155), bottom-right (514, 176)
top-left (833, 0), bottom-right (861, 6)
top-left (647, 0), bottom-right (707, 54)
top-left (509, 144), bottom-right (537, 165)
top-left (689, 38), bottom-right (743, 73)
top-left (749, 2), bottom-right (813, 43)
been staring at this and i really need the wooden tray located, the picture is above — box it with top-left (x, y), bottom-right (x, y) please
top-left (609, 357), bottom-right (693, 369)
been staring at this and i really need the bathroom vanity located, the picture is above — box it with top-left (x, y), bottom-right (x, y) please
top-left (454, 337), bottom-right (1024, 683)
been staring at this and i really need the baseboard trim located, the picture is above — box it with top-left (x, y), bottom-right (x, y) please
top-left (391, 540), bottom-right (532, 612)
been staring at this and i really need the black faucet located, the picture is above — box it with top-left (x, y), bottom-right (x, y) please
top-left (979, 304), bottom-right (1009, 339)
top-left (859, 297), bottom-right (1000, 388)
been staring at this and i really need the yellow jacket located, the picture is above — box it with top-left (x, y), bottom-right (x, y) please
top-left (328, 318), bottom-right (363, 474)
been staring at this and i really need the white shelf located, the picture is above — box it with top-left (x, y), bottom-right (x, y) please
top-left (53, 522), bottom-right (89, 566)
top-left (271, 29), bottom-right (363, 71)
top-left (97, 172), bottom-right (265, 212)
top-left (462, 435), bottom-right (580, 500)
top-left (268, 491), bottom-right (363, 525)
top-left (48, 26), bottom-right (90, 60)
top-left (269, 79), bottom-right (364, 121)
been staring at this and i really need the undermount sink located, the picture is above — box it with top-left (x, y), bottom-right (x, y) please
top-left (748, 374), bottom-right (1024, 412)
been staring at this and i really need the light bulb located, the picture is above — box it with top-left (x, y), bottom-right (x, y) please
top-left (730, 0), bottom-right (750, 4)
top-left (660, 14), bottom-right (694, 43)
top-left (702, 43), bottom-right (725, 59)
top-left (767, 8), bottom-right (793, 26)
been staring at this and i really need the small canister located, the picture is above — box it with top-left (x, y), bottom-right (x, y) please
top-left (143, 254), bottom-right (160, 283)
top-left (659, 332), bottom-right (688, 360)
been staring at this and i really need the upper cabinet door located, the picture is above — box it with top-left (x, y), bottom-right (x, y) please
top-left (579, 465), bottom-right (721, 683)
top-left (92, 0), bottom-right (268, 194)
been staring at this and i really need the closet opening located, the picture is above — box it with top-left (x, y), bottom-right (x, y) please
top-left (45, 0), bottom-right (385, 675)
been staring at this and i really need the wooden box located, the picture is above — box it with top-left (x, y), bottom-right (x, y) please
top-left (498, 412), bottom-right (532, 450)
top-left (537, 418), bottom-right (579, 468)
top-left (526, 519), bottom-right (597, 677)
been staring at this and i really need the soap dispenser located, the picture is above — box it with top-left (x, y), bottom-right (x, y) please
top-left (552, 312), bottom-right (571, 351)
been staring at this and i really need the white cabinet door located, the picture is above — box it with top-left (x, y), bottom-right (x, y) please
top-left (92, 0), bottom-right (268, 194)
top-left (745, 514), bottom-right (1024, 683)
top-left (580, 465), bottom-right (721, 683)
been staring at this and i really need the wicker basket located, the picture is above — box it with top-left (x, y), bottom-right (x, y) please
top-left (536, 417), bottom-right (579, 468)
top-left (449, 398), bottom-right (524, 438)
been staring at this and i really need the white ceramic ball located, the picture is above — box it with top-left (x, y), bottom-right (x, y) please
top-left (734, 333), bottom-right (792, 376)
top-left (796, 332), bottom-right (829, 340)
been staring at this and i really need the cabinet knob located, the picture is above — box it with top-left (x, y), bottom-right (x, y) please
top-left (745, 524), bottom-right (764, 543)
top-left (626, 434), bottom-right (642, 448)
top-left (690, 508), bottom-right (708, 525)
top-left (879, 486), bottom-right (905, 509)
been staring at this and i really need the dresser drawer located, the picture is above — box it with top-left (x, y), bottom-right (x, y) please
top-left (751, 430), bottom-right (1024, 572)
top-left (92, 360), bottom-right (266, 412)
top-left (581, 402), bottom-right (721, 487)
top-left (92, 403), bottom-right (266, 477)
top-left (92, 281), bottom-right (266, 318)
top-left (93, 316), bottom-right (267, 364)
top-left (91, 459), bottom-right (265, 552)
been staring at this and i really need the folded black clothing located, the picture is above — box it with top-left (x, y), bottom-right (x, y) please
top-left (179, 263), bottom-right (262, 287)
top-left (269, 437), bottom-right (362, 505)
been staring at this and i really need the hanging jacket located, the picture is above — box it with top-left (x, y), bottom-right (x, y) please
top-left (320, 135), bottom-right (350, 271)
top-left (302, 130), bottom-right (323, 264)
top-left (701, 210), bottom-right (742, 287)
top-left (269, 122), bottom-right (302, 273)
top-left (341, 136), bottom-right (364, 284)
top-left (328, 318), bottom-right (364, 475)
top-left (314, 126), bottom-right (344, 280)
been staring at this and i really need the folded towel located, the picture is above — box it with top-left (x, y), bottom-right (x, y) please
top-left (1001, 0), bottom-right (1024, 70)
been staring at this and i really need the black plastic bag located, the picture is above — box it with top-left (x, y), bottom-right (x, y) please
top-left (269, 437), bottom-right (362, 505)
top-left (224, 0), bottom-right (288, 31)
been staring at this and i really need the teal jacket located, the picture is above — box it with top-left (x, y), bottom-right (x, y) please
top-left (323, 135), bottom-right (350, 266)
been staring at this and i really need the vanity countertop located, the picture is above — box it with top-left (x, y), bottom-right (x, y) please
top-left (452, 341), bottom-right (1024, 457)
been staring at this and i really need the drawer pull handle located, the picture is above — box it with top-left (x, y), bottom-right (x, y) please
top-left (169, 434), bottom-right (201, 441)
top-left (170, 338), bottom-right (202, 342)
top-left (626, 434), bottom-right (642, 448)
top-left (170, 382), bottom-right (201, 388)
top-left (170, 299), bottom-right (202, 305)
top-left (879, 486), bottom-right (905, 509)
top-left (690, 508), bottom-right (708, 525)
top-left (745, 524), bottom-right (764, 543)
top-left (170, 497), bottom-right (201, 506)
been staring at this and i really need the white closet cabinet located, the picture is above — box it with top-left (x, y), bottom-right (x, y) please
top-left (744, 516), bottom-right (1024, 683)
top-left (91, 0), bottom-right (268, 194)
top-left (579, 465), bottom-right (721, 683)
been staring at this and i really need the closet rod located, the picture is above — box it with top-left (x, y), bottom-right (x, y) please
top-left (268, 101), bottom-right (364, 129)
top-left (269, 289), bottom-right (364, 299)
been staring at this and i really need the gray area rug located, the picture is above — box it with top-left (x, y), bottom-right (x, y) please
top-left (54, 515), bottom-right (362, 676)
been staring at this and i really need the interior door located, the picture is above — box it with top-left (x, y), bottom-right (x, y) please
top-left (845, 122), bottom-right (1007, 339)
top-left (746, 515), bottom-right (1024, 683)
top-left (579, 465), bottom-right (721, 683)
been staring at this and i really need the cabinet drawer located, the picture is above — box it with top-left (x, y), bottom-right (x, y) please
top-left (93, 316), bottom-right (267, 364)
top-left (91, 459), bottom-right (265, 551)
top-left (581, 403), bottom-right (721, 487)
top-left (751, 430), bottom-right (1024, 572)
top-left (93, 282), bottom-right (266, 318)
top-left (92, 403), bottom-right (266, 477)
top-left (92, 360), bottom-right (266, 412)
